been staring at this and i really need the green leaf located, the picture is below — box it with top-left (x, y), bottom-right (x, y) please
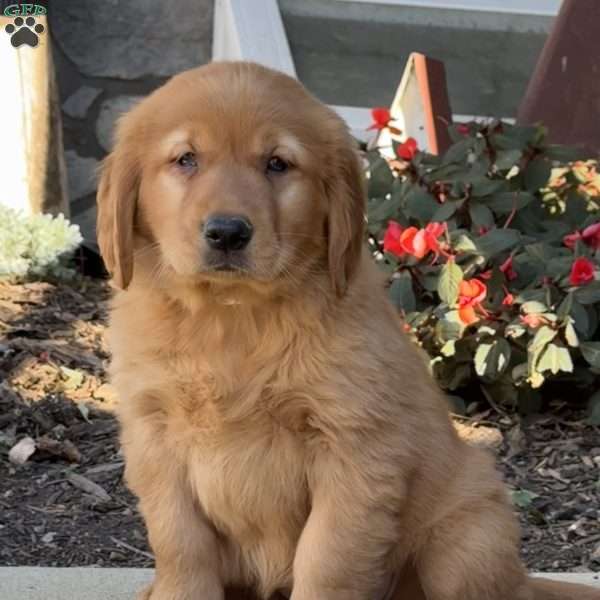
top-left (486, 191), bottom-right (534, 214)
top-left (537, 343), bottom-right (573, 375)
top-left (470, 178), bottom-right (508, 198)
top-left (441, 138), bottom-right (473, 165)
top-left (546, 256), bottom-right (574, 279)
top-left (441, 341), bottom-right (456, 357)
top-left (523, 158), bottom-right (552, 192)
top-left (368, 193), bottom-right (402, 225)
top-left (405, 188), bottom-right (439, 222)
top-left (368, 157), bottom-right (394, 198)
top-left (469, 203), bottom-right (495, 229)
top-left (544, 144), bottom-right (588, 162)
top-left (521, 301), bottom-right (548, 315)
top-left (453, 234), bottom-right (477, 254)
top-left (528, 326), bottom-right (557, 374)
top-left (574, 281), bottom-right (600, 305)
top-left (570, 300), bottom-right (590, 336)
top-left (506, 323), bottom-right (526, 338)
top-left (436, 319), bottom-right (463, 343)
top-left (438, 261), bottom-right (463, 305)
top-left (564, 320), bottom-right (579, 347)
top-left (556, 292), bottom-right (573, 322)
top-left (512, 489), bottom-right (539, 509)
top-left (474, 338), bottom-right (511, 380)
top-left (474, 228), bottom-right (521, 259)
top-left (515, 288), bottom-right (546, 303)
top-left (432, 199), bottom-right (464, 222)
top-left (580, 342), bottom-right (600, 368)
top-left (495, 149), bottom-right (522, 170)
top-left (389, 272), bottom-right (416, 313)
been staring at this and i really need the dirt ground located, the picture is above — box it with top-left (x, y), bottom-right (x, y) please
top-left (0, 277), bottom-right (599, 572)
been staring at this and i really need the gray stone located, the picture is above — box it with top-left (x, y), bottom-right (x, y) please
top-left (62, 86), bottom-right (102, 119)
top-left (0, 567), bottom-right (599, 600)
top-left (96, 95), bottom-right (143, 151)
top-left (70, 204), bottom-right (98, 246)
top-left (50, 0), bottom-right (213, 79)
top-left (64, 151), bottom-right (99, 201)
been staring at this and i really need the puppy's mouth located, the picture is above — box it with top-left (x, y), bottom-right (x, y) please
top-left (202, 254), bottom-right (252, 278)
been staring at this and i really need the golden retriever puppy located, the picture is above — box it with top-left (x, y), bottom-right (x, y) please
top-left (97, 61), bottom-right (600, 600)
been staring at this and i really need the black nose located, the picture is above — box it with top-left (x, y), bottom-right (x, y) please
top-left (204, 216), bottom-right (253, 251)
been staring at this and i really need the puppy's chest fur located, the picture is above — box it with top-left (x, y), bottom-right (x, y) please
top-left (145, 345), bottom-right (316, 588)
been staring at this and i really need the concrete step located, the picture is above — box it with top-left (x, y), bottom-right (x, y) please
top-left (1, 568), bottom-right (599, 600)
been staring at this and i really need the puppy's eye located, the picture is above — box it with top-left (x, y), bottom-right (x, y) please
top-left (266, 156), bottom-right (289, 174)
top-left (176, 152), bottom-right (197, 169)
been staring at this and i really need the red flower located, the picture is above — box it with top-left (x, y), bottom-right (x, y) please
top-left (383, 221), bottom-right (405, 257)
top-left (499, 256), bottom-right (517, 281)
top-left (396, 137), bottom-right (418, 161)
top-left (458, 278), bottom-right (487, 325)
top-left (423, 222), bottom-right (445, 257)
top-left (563, 231), bottom-right (582, 249)
top-left (456, 123), bottom-right (470, 136)
top-left (582, 222), bottom-right (600, 250)
top-left (563, 223), bottom-right (600, 250)
top-left (383, 221), bottom-right (446, 260)
top-left (502, 291), bottom-right (514, 306)
top-left (569, 257), bottom-right (596, 286)
top-left (368, 107), bottom-right (391, 131)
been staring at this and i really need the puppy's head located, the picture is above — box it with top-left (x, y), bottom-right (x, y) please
top-left (97, 62), bottom-right (365, 299)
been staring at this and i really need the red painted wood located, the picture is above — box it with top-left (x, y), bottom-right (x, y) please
top-left (517, 0), bottom-right (600, 154)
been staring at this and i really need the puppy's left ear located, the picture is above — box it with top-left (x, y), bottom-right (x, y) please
top-left (326, 140), bottom-right (366, 298)
top-left (96, 141), bottom-right (139, 290)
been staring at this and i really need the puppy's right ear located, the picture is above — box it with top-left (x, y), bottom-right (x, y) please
top-left (96, 134), bottom-right (138, 290)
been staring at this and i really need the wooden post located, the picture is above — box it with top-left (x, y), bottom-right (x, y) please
top-left (517, 0), bottom-right (600, 154)
top-left (0, 8), bottom-right (69, 216)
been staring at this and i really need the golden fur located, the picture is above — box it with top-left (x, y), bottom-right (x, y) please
top-left (97, 62), bottom-right (600, 600)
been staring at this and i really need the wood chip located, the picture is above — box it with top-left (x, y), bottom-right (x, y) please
top-left (66, 472), bottom-right (110, 502)
top-left (8, 436), bottom-right (36, 465)
top-left (37, 436), bottom-right (82, 463)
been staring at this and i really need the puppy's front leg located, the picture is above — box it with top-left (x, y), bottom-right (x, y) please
top-left (291, 449), bottom-right (405, 600)
top-left (122, 417), bottom-right (224, 600)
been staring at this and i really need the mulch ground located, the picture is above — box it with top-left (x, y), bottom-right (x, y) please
top-left (0, 277), bottom-right (599, 572)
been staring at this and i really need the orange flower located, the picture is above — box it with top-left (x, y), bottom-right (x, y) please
top-left (459, 279), bottom-right (487, 305)
top-left (458, 304), bottom-right (479, 325)
top-left (400, 227), bottom-right (428, 258)
top-left (457, 278), bottom-right (487, 325)
top-left (368, 107), bottom-right (391, 131)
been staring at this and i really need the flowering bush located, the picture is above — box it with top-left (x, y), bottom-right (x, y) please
top-left (0, 204), bottom-right (82, 281)
top-left (365, 115), bottom-right (600, 419)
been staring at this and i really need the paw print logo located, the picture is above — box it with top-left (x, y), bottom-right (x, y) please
top-left (5, 16), bottom-right (45, 48)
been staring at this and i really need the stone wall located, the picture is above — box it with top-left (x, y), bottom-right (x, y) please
top-left (49, 0), bottom-right (214, 244)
